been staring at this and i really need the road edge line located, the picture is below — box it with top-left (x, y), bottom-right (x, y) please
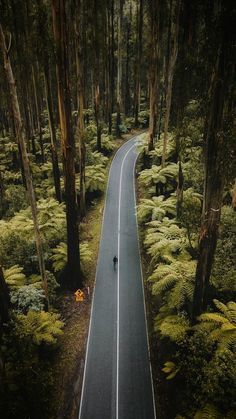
top-left (116, 139), bottom-right (137, 419)
top-left (132, 140), bottom-right (157, 419)
top-left (78, 134), bottom-right (139, 419)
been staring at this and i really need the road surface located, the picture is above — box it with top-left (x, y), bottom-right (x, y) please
top-left (79, 135), bottom-right (156, 419)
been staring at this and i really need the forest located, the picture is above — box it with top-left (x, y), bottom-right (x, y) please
top-left (0, 0), bottom-right (235, 418)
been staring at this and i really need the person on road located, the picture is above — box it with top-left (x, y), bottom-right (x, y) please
top-left (113, 255), bottom-right (118, 270)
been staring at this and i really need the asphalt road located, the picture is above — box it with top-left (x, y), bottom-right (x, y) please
top-left (79, 135), bottom-right (156, 419)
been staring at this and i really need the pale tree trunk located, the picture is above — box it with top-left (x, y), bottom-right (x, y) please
top-left (192, 3), bottom-right (235, 319)
top-left (43, 64), bottom-right (62, 203)
top-left (51, 0), bottom-right (82, 290)
top-left (162, 0), bottom-right (180, 167)
top-left (75, 0), bottom-right (86, 217)
top-left (0, 24), bottom-right (49, 307)
top-left (32, 64), bottom-right (44, 162)
top-left (134, 0), bottom-right (143, 126)
top-left (93, 0), bottom-right (102, 151)
top-left (116, 0), bottom-right (123, 137)
top-left (148, 0), bottom-right (159, 151)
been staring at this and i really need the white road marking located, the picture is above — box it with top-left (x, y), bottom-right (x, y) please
top-left (116, 140), bottom-right (137, 419)
top-left (132, 148), bottom-right (157, 419)
top-left (78, 135), bottom-right (138, 419)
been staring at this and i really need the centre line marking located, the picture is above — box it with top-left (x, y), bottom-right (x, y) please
top-left (116, 140), bottom-right (137, 419)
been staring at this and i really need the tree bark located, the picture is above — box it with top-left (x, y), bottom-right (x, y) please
top-left (134, 0), bottom-right (143, 126)
top-left (116, 0), bottom-right (123, 138)
top-left (0, 24), bottom-right (49, 306)
top-left (75, 0), bottom-right (86, 217)
top-left (192, 3), bottom-right (235, 319)
top-left (51, 0), bottom-right (82, 290)
top-left (148, 0), bottom-right (159, 151)
top-left (162, 0), bottom-right (180, 167)
top-left (43, 64), bottom-right (62, 203)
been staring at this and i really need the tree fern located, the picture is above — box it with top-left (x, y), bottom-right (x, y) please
top-left (155, 314), bottom-right (190, 343)
top-left (4, 265), bottom-right (26, 287)
top-left (137, 195), bottom-right (176, 223)
top-left (196, 300), bottom-right (236, 351)
top-left (15, 310), bottom-right (64, 346)
top-left (150, 260), bottom-right (196, 310)
top-left (162, 361), bottom-right (180, 380)
top-left (139, 163), bottom-right (179, 188)
top-left (51, 241), bottom-right (92, 272)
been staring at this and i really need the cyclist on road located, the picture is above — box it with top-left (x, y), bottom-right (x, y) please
top-left (113, 255), bottom-right (118, 270)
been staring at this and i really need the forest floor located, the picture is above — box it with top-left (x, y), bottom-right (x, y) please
top-left (50, 129), bottom-right (143, 419)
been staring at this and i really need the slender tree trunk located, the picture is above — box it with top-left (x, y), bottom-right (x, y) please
top-left (0, 24), bottom-right (49, 306)
top-left (162, 0), bottom-right (180, 167)
top-left (192, 4), bottom-right (234, 318)
top-left (134, 0), bottom-right (143, 126)
top-left (43, 65), bottom-right (62, 203)
top-left (32, 64), bottom-right (44, 163)
top-left (51, 0), bottom-right (82, 290)
top-left (75, 0), bottom-right (86, 217)
top-left (116, 0), bottom-right (123, 137)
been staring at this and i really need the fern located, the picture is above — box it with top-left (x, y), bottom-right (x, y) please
top-left (196, 300), bottom-right (236, 351)
top-left (4, 265), bottom-right (26, 287)
top-left (162, 361), bottom-right (180, 380)
top-left (139, 163), bottom-right (179, 188)
top-left (15, 310), bottom-right (64, 346)
top-left (51, 241), bottom-right (92, 272)
top-left (155, 314), bottom-right (190, 343)
top-left (137, 195), bottom-right (176, 223)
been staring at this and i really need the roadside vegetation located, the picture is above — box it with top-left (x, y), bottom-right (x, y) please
top-left (0, 1), bottom-right (235, 419)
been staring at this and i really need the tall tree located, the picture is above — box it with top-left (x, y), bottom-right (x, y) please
top-left (51, 0), bottom-right (82, 290)
top-left (0, 23), bottom-right (49, 306)
top-left (162, 0), bottom-right (180, 167)
top-left (75, 0), bottom-right (86, 217)
top-left (192, 0), bottom-right (235, 319)
top-left (133, 0), bottom-right (143, 126)
top-left (116, 0), bottom-right (124, 137)
top-left (148, 0), bottom-right (159, 151)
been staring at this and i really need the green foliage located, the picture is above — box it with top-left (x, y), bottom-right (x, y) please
top-left (14, 310), bottom-right (64, 346)
top-left (156, 314), bottom-right (190, 343)
top-left (196, 300), bottom-right (236, 351)
top-left (211, 206), bottom-right (236, 294)
top-left (137, 195), bottom-right (176, 223)
top-left (4, 265), bottom-right (26, 287)
top-left (145, 220), bottom-right (189, 262)
top-left (150, 260), bottom-right (195, 310)
top-left (83, 164), bottom-right (106, 193)
top-left (3, 184), bottom-right (28, 217)
top-left (10, 285), bottom-right (45, 313)
top-left (51, 241), bottom-right (92, 272)
top-left (162, 361), bottom-right (180, 380)
top-left (138, 110), bottom-right (149, 127)
top-left (90, 134), bottom-right (115, 154)
top-left (139, 163), bottom-right (178, 190)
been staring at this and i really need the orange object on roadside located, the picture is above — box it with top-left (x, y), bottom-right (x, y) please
top-left (75, 289), bottom-right (84, 302)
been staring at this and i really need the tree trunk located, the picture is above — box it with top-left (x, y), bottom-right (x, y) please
top-left (0, 24), bottom-right (49, 306)
top-left (148, 0), bottom-right (159, 151)
top-left (116, 0), bottom-right (123, 138)
top-left (75, 0), bottom-right (86, 217)
top-left (32, 64), bottom-right (44, 163)
top-left (134, 0), bottom-right (143, 126)
top-left (192, 4), bottom-right (234, 319)
top-left (162, 0), bottom-right (180, 167)
top-left (93, 0), bottom-right (102, 151)
top-left (43, 64), bottom-right (62, 203)
top-left (51, 0), bottom-right (82, 290)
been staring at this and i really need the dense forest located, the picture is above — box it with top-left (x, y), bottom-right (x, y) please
top-left (0, 0), bottom-right (235, 418)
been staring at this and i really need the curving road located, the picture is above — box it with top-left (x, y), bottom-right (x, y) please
top-left (79, 135), bottom-right (156, 419)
